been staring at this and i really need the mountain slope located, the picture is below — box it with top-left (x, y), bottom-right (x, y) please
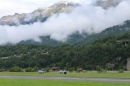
top-left (17, 20), bottom-right (130, 46)
top-left (0, 1), bottom-right (81, 26)
top-left (0, 0), bottom-right (129, 46)
top-left (75, 20), bottom-right (130, 45)
top-left (0, 0), bottom-right (124, 26)
top-left (94, 0), bottom-right (123, 9)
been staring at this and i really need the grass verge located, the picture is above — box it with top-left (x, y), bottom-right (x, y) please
top-left (0, 79), bottom-right (130, 86)
top-left (0, 71), bottom-right (130, 78)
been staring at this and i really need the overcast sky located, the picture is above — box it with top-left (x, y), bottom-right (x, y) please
top-left (0, 0), bottom-right (92, 18)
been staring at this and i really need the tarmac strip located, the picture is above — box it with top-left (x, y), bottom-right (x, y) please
top-left (0, 76), bottom-right (130, 83)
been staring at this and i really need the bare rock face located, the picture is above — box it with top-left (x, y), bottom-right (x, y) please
top-left (94, 0), bottom-right (123, 9)
top-left (0, 1), bottom-right (80, 26)
top-left (41, 1), bottom-right (80, 16)
top-left (0, 0), bottom-right (124, 26)
top-left (0, 13), bottom-right (26, 26)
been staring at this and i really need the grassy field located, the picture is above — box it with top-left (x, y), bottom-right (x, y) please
top-left (0, 71), bottom-right (130, 78)
top-left (0, 79), bottom-right (130, 86)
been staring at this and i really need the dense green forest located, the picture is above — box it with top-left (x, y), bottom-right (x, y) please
top-left (0, 33), bottom-right (130, 71)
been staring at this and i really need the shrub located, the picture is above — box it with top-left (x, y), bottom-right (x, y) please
top-left (0, 69), bottom-right (3, 72)
top-left (96, 66), bottom-right (103, 73)
top-left (25, 67), bottom-right (33, 72)
top-left (9, 66), bottom-right (22, 72)
top-left (102, 69), bottom-right (107, 73)
top-left (46, 67), bottom-right (50, 72)
top-left (68, 68), bottom-right (74, 73)
top-left (32, 66), bottom-right (39, 72)
top-left (119, 69), bottom-right (124, 73)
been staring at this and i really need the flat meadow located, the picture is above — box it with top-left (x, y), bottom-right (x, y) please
top-left (0, 71), bottom-right (130, 78)
top-left (0, 71), bottom-right (130, 86)
top-left (0, 79), bottom-right (130, 86)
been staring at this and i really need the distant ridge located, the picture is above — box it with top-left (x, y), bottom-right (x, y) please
top-left (0, 1), bottom-right (80, 26)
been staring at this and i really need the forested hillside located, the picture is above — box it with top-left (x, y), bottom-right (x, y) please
top-left (0, 33), bottom-right (130, 71)
top-left (18, 20), bottom-right (130, 46)
top-left (75, 20), bottom-right (130, 45)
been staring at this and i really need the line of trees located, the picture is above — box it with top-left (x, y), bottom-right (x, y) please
top-left (0, 33), bottom-right (130, 71)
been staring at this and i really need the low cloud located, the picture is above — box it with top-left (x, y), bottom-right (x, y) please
top-left (0, 0), bottom-right (130, 45)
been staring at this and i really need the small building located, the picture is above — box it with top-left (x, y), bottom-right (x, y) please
top-left (127, 58), bottom-right (130, 71)
top-left (1, 57), bottom-right (9, 59)
top-left (77, 68), bottom-right (83, 71)
top-left (116, 40), bottom-right (130, 46)
top-left (50, 67), bottom-right (60, 71)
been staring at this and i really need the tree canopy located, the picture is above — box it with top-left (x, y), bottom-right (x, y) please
top-left (0, 33), bottom-right (130, 71)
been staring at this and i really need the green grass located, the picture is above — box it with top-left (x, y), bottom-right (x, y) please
top-left (0, 71), bottom-right (130, 78)
top-left (0, 79), bottom-right (129, 86)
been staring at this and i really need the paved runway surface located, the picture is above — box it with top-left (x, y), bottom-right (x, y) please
top-left (0, 76), bottom-right (130, 83)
